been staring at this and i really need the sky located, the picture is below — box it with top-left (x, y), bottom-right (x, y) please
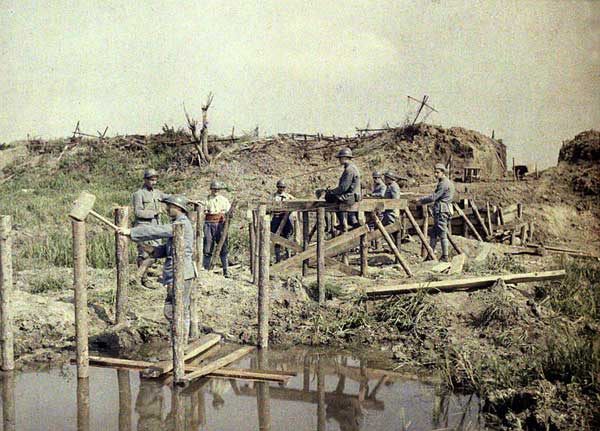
top-left (1, 0), bottom-right (599, 168)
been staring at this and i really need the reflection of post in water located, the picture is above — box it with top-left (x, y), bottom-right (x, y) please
top-left (170, 386), bottom-right (185, 431)
top-left (135, 379), bottom-right (165, 431)
top-left (117, 370), bottom-right (132, 431)
top-left (303, 354), bottom-right (311, 391)
top-left (77, 377), bottom-right (90, 431)
top-left (1, 371), bottom-right (16, 431)
top-left (256, 349), bottom-right (272, 431)
top-left (317, 356), bottom-right (326, 431)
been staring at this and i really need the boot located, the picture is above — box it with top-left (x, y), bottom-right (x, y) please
top-left (221, 255), bottom-right (230, 278)
top-left (440, 238), bottom-right (450, 262)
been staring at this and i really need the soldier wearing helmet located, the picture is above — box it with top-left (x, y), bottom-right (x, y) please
top-left (370, 171), bottom-right (386, 198)
top-left (202, 180), bottom-right (231, 277)
top-left (270, 179), bottom-right (295, 262)
top-left (118, 194), bottom-right (196, 344)
top-left (381, 171), bottom-right (401, 225)
top-left (415, 163), bottom-right (455, 262)
top-left (323, 147), bottom-right (362, 228)
top-left (132, 169), bottom-right (172, 273)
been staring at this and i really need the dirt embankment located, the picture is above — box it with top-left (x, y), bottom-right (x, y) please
top-left (557, 130), bottom-right (600, 196)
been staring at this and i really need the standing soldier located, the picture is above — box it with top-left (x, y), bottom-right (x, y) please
top-left (415, 163), bottom-right (454, 262)
top-left (321, 147), bottom-right (361, 229)
top-left (270, 179), bottom-right (295, 262)
top-left (370, 171), bottom-right (387, 198)
top-left (203, 180), bottom-right (231, 277)
top-left (118, 195), bottom-right (196, 342)
top-left (382, 171), bottom-right (401, 225)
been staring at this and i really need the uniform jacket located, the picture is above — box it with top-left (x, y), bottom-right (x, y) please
top-left (132, 185), bottom-right (170, 225)
top-left (329, 162), bottom-right (361, 201)
top-left (419, 176), bottom-right (455, 214)
top-left (204, 195), bottom-right (231, 215)
top-left (130, 214), bottom-right (196, 285)
top-left (384, 181), bottom-right (400, 200)
top-left (371, 181), bottom-right (387, 198)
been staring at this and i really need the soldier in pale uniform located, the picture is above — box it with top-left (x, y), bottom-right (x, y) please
top-left (270, 179), bottom-right (295, 262)
top-left (202, 180), bottom-right (231, 277)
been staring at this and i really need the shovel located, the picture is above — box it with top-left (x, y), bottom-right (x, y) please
top-left (69, 191), bottom-right (120, 231)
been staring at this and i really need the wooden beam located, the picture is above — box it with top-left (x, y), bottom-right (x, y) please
top-left (365, 270), bottom-right (566, 296)
top-left (403, 208), bottom-right (436, 260)
top-left (263, 199), bottom-right (407, 213)
top-left (470, 201), bottom-right (490, 238)
top-left (317, 207), bottom-right (326, 304)
top-left (177, 346), bottom-right (255, 386)
top-left (141, 334), bottom-right (221, 378)
top-left (371, 214), bottom-right (412, 276)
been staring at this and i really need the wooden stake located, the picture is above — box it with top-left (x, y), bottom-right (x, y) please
top-left (371, 214), bottom-right (413, 276)
top-left (258, 205), bottom-right (270, 348)
top-left (117, 370), bottom-right (132, 431)
top-left (317, 207), bottom-right (326, 304)
top-left (0, 216), bottom-right (14, 371)
top-left (403, 208), bottom-right (436, 260)
top-left (302, 212), bottom-right (310, 277)
top-left (341, 215), bottom-right (349, 266)
top-left (359, 212), bottom-right (368, 276)
top-left (172, 223), bottom-right (186, 383)
top-left (520, 224), bottom-right (529, 245)
top-left (486, 201), bottom-right (493, 235)
top-left (73, 219), bottom-right (89, 378)
top-left (470, 201), bottom-right (490, 238)
top-left (453, 204), bottom-right (483, 242)
top-left (252, 210), bottom-right (260, 286)
top-left (114, 207), bottom-right (129, 325)
top-left (249, 221), bottom-right (256, 275)
top-left (420, 205), bottom-right (429, 258)
top-left (517, 202), bottom-right (523, 219)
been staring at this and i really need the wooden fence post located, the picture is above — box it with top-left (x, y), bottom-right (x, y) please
top-left (252, 209), bottom-right (260, 286)
top-left (72, 219), bottom-right (89, 378)
top-left (0, 216), bottom-right (15, 371)
top-left (172, 223), bottom-right (186, 383)
top-left (114, 207), bottom-right (129, 325)
top-left (420, 205), bottom-right (429, 258)
top-left (302, 212), bottom-right (310, 277)
top-left (359, 211), bottom-right (368, 276)
top-left (258, 205), bottom-right (270, 348)
top-left (317, 208), bottom-right (326, 304)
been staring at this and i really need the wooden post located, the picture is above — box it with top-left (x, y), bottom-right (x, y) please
top-left (371, 214), bottom-right (413, 277)
top-left (403, 209), bottom-right (436, 260)
top-left (252, 210), bottom-right (260, 286)
top-left (172, 223), bottom-right (186, 383)
top-left (171, 386), bottom-right (185, 431)
top-left (0, 216), bottom-right (14, 371)
top-left (317, 208), bottom-right (326, 304)
top-left (517, 203), bottom-right (523, 219)
top-left (453, 204), bottom-right (483, 242)
top-left (528, 222), bottom-right (535, 242)
top-left (77, 376), bottom-right (90, 431)
top-left (302, 212), bottom-right (310, 277)
top-left (486, 201), bottom-right (493, 235)
top-left (498, 206), bottom-right (505, 226)
top-left (462, 199), bottom-right (469, 237)
top-left (520, 224), bottom-right (529, 245)
top-left (420, 205), bottom-right (429, 258)
top-left (73, 219), bottom-right (89, 379)
top-left (1, 372), bottom-right (15, 431)
top-left (512, 157), bottom-right (516, 181)
top-left (194, 203), bottom-right (204, 271)
top-left (114, 207), bottom-right (129, 325)
top-left (256, 349), bottom-right (272, 431)
top-left (117, 370), bottom-right (132, 431)
top-left (471, 201), bottom-right (490, 238)
top-left (191, 204), bottom-right (203, 339)
top-left (359, 211), bottom-right (368, 276)
top-left (249, 221), bottom-right (256, 275)
top-left (258, 205), bottom-right (270, 349)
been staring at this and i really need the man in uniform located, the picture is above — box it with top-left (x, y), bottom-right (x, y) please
top-left (370, 171), bottom-right (386, 198)
top-left (323, 147), bottom-right (361, 229)
top-left (415, 163), bottom-right (455, 262)
top-left (203, 180), bottom-right (231, 277)
top-left (118, 195), bottom-right (196, 342)
top-left (382, 171), bottom-right (401, 225)
top-left (270, 179), bottom-right (295, 263)
top-left (132, 169), bottom-right (171, 269)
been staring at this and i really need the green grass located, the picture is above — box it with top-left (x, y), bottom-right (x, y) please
top-left (29, 271), bottom-right (70, 294)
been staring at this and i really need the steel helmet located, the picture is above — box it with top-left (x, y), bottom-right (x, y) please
top-left (372, 171), bottom-right (382, 178)
top-left (434, 163), bottom-right (447, 173)
top-left (383, 170), bottom-right (396, 179)
top-left (210, 180), bottom-right (224, 190)
top-left (335, 148), bottom-right (354, 158)
top-left (276, 179), bottom-right (286, 188)
top-left (144, 168), bottom-right (159, 179)
top-left (164, 195), bottom-right (188, 212)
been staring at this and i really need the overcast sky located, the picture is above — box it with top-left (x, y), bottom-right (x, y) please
top-left (1, 1), bottom-right (598, 167)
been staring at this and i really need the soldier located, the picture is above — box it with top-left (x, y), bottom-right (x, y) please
top-left (118, 195), bottom-right (196, 341)
top-left (415, 163), bottom-right (455, 262)
top-left (270, 179), bottom-right (295, 263)
top-left (370, 171), bottom-right (386, 198)
top-left (132, 169), bottom-right (171, 268)
top-left (322, 147), bottom-right (361, 229)
top-left (203, 180), bottom-right (231, 277)
top-left (382, 171), bottom-right (401, 225)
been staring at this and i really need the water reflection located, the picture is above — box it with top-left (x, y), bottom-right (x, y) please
top-left (3, 348), bottom-right (485, 430)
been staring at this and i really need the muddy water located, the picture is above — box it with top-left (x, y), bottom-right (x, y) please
top-left (0, 348), bottom-right (486, 431)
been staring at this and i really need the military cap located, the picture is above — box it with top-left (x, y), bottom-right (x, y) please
top-left (434, 163), bottom-right (447, 173)
top-left (276, 179), bottom-right (286, 188)
top-left (335, 148), bottom-right (354, 158)
top-left (144, 168), bottom-right (159, 179)
top-left (372, 171), bottom-right (383, 178)
top-left (163, 195), bottom-right (188, 212)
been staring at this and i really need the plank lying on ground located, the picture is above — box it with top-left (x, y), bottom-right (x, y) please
top-left (142, 333), bottom-right (221, 378)
top-left (365, 270), bottom-right (566, 296)
top-left (177, 346), bottom-right (255, 386)
top-left (87, 356), bottom-right (154, 369)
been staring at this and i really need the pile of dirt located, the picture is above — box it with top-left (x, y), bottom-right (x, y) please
top-left (556, 130), bottom-right (600, 196)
